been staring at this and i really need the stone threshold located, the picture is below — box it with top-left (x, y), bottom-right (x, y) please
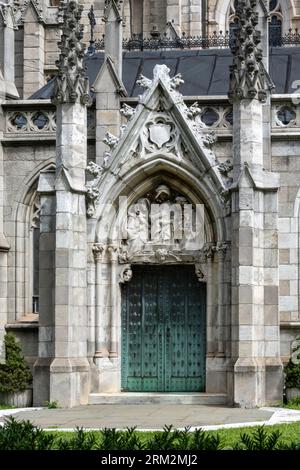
top-left (89, 392), bottom-right (228, 406)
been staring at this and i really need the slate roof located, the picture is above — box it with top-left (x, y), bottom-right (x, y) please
top-left (30, 47), bottom-right (300, 99)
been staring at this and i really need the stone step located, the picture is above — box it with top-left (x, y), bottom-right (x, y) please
top-left (89, 392), bottom-right (228, 406)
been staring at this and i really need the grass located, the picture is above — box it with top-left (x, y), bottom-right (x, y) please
top-left (208, 422), bottom-right (300, 448)
top-left (46, 421), bottom-right (300, 449)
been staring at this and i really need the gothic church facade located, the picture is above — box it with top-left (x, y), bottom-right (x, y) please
top-left (1, 0), bottom-right (300, 408)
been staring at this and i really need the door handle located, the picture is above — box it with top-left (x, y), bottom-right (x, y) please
top-left (166, 327), bottom-right (170, 338)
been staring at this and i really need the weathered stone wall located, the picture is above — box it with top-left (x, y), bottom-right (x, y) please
top-left (3, 142), bottom-right (56, 323)
top-left (271, 138), bottom-right (300, 362)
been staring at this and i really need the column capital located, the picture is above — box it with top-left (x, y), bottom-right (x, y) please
top-left (107, 244), bottom-right (119, 262)
top-left (216, 242), bottom-right (227, 260)
top-left (92, 243), bottom-right (104, 262)
top-left (203, 243), bottom-right (215, 261)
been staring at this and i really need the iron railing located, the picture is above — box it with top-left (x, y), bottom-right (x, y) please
top-left (90, 29), bottom-right (300, 53)
top-left (93, 31), bottom-right (232, 52)
top-left (270, 28), bottom-right (300, 47)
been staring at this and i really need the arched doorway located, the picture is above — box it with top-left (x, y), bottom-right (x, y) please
top-left (121, 264), bottom-right (206, 392)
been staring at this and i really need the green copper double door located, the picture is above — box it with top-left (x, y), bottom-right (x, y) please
top-left (121, 265), bottom-right (206, 392)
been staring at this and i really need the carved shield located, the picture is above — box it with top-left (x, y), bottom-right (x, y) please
top-left (149, 124), bottom-right (171, 148)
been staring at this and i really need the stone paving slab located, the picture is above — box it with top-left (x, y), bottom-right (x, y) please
top-left (0, 405), bottom-right (275, 430)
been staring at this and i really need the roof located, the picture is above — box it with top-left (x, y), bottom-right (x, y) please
top-left (30, 47), bottom-right (300, 100)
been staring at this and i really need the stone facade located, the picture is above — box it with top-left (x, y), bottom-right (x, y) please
top-left (0, 0), bottom-right (300, 408)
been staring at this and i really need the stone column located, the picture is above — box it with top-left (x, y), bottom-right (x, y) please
top-left (49, 0), bottom-right (92, 407)
top-left (108, 245), bottom-right (119, 359)
top-left (229, 0), bottom-right (282, 407)
top-left (216, 243), bottom-right (227, 357)
top-left (22, 1), bottom-right (45, 98)
top-left (0, 2), bottom-right (18, 98)
top-left (33, 171), bottom-right (55, 405)
top-left (92, 243), bottom-right (107, 359)
top-left (205, 247), bottom-right (215, 357)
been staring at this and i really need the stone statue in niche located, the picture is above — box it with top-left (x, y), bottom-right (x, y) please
top-left (126, 198), bottom-right (150, 254)
top-left (123, 184), bottom-right (199, 256)
top-left (151, 185), bottom-right (186, 244)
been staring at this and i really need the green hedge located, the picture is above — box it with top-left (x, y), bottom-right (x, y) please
top-left (0, 333), bottom-right (32, 393)
top-left (1, 417), bottom-right (300, 450)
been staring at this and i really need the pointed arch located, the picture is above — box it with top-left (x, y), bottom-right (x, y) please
top-left (92, 155), bottom-right (227, 246)
top-left (214, 0), bottom-right (293, 34)
top-left (12, 159), bottom-right (55, 320)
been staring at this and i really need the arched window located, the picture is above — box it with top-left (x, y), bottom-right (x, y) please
top-left (228, 1), bottom-right (239, 49)
top-left (269, 1), bottom-right (283, 47)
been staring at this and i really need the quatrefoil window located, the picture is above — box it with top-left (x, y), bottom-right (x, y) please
top-left (9, 113), bottom-right (27, 130)
top-left (277, 106), bottom-right (296, 126)
top-left (200, 108), bottom-right (219, 127)
top-left (32, 113), bottom-right (49, 130)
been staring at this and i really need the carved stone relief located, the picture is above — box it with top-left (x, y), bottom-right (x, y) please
top-left (120, 184), bottom-right (206, 262)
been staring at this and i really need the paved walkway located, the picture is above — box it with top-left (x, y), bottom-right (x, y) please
top-left (1, 405), bottom-right (300, 431)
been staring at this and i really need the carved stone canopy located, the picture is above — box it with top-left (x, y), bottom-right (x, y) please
top-left (52, 0), bottom-right (92, 106)
top-left (228, 0), bottom-right (274, 103)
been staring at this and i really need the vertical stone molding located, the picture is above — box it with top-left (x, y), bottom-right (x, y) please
top-left (33, 171), bottom-right (55, 406)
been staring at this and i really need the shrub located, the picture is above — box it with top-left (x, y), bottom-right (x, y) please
top-left (146, 426), bottom-right (224, 451)
top-left (98, 427), bottom-right (145, 451)
top-left (45, 400), bottom-right (59, 409)
top-left (0, 333), bottom-right (32, 393)
top-left (233, 426), bottom-right (282, 451)
top-left (285, 336), bottom-right (300, 389)
top-left (56, 428), bottom-right (97, 450)
top-left (0, 417), bottom-right (54, 450)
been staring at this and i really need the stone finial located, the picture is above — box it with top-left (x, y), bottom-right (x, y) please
top-left (228, 0), bottom-right (274, 103)
top-left (103, 0), bottom-right (123, 22)
top-left (53, 0), bottom-right (92, 106)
